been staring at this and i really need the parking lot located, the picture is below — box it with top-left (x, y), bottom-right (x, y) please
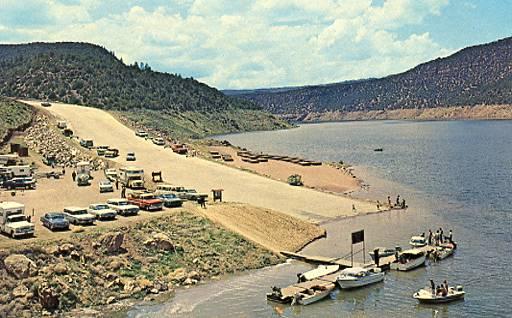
top-left (0, 169), bottom-right (185, 248)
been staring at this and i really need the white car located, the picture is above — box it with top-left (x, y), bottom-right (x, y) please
top-left (106, 198), bottom-right (139, 216)
top-left (152, 137), bottom-right (165, 146)
top-left (99, 180), bottom-right (114, 193)
top-left (88, 203), bottom-right (117, 220)
top-left (126, 152), bottom-right (136, 161)
top-left (135, 130), bottom-right (148, 138)
top-left (63, 207), bottom-right (95, 225)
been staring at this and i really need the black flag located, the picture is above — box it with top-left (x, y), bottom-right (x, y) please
top-left (351, 230), bottom-right (364, 244)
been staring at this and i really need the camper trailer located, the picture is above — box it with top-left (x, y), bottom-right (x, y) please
top-left (118, 166), bottom-right (145, 189)
top-left (0, 202), bottom-right (35, 238)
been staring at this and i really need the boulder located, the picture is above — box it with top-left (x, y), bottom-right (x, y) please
top-left (166, 268), bottom-right (187, 283)
top-left (144, 233), bottom-right (175, 251)
top-left (187, 271), bottom-right (201, 281)
top-left (52, 263), bottom-right (68, 275)
top-left (99, 232), bottom-right (125, 254)
top-left (58, 243), bottom-right (74, 255)
top-left (12, 284), bottom-right (29, 298)
top-left (4, 254), bottom-right (37, 279)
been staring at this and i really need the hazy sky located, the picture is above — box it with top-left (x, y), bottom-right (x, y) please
top-left (0, 0), bottom-right (510, 89)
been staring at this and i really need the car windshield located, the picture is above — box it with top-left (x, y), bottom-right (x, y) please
top-left (92, 204), bottom-right (109, 210)
top-left (100, 181), bottom-right (111, 185)
top-left (68, 209), bottom-right (87, 215)
top-left (117, 201), bottom-right (128, 206)
top-left (48, 214), bottom-right (65, 219)
top-left (8, 215), bottom-right (26, 222)
top-left (162, 194), bottom-right (177, 199)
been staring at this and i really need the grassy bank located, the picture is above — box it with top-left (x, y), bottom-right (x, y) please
top-left (0, 97), bottom-right (34, 144)
top-left (0, 210), bottom-right (282, 316)
top-left (115, 108), bottom-right (292, 139)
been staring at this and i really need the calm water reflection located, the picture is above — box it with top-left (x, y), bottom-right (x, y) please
top-left (128, 121), bottom-right (512, 317)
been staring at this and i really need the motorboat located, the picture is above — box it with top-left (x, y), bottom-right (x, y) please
top-left (429, 245), bottom-right (455, 261)
top-left (413, 285), bottom-right (465, 304)
top-left (336, 267), bottom-right (384, 289)
top-left (390, 249), bottom-right (426, 271)
top-left (409, 235), bottom-right (427, 247)
top-left (369, 246), bottom-right (400, 261)
top-left (292, 283), bottom-right (336, 305)
top-left (298, 265), bottom-right (340, 282)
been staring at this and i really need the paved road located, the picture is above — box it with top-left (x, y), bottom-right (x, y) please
top-left (24, 101), bottom-right (377, 221)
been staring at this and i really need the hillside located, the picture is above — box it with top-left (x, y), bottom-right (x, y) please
top-left (232, 36), bottom-right (512, 119)
top-left (0, 97), bottom-right (34, 144)
top-left (0, 42), bottom-right (289, 137)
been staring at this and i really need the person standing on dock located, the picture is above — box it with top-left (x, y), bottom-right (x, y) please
top-left (439, 228), bottom-right (444, 244)
top-left (430, 280), bottom-right (436, 295)
top-left (396, 194), bottom-right (400, 206)
top-left (448, 229), bottom-right (453, 242)
top-left (387, 196), bottom-right (392, 207)
top-left (428, 229), bottom-right (433, 245)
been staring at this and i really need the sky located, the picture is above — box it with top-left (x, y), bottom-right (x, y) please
top-left (0, 0), bottom-right (510, 89)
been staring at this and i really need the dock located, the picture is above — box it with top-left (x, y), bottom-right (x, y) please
top-left (281, 245), bottom-right (436, 269)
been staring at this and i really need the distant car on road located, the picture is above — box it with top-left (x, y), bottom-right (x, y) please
top-left (106, 198), bottom-right (139, 216)
top-left (104, 148), bottom-right (119, 158)
top-left (99, 180), bottom-right (114, 193)
top-left (2, 177), bottom-right (36, 190)
top-left (152, 137), bottom-right (165, 146)
top-left (41, 102), bottom-right (51, 107)
top-left (63, 207), bottom-right (95, 226)
top-left (126, 152), bottom-right (136, 161)
top-left (156, 192), bottom-right (184, 208)
top-left (135, 130), bottom-right (148, 138)
top-left (40, 212), bottom-right (70, 231)
top-left (88, 203), bottom-right (117, 220)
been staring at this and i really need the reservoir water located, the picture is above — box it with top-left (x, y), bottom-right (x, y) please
top-left (128, 120), bottom-right (512, 317)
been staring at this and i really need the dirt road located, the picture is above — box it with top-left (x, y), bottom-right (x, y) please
top-left (21, 101), bottom-right (377, 221)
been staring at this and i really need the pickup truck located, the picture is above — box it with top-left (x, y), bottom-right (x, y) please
top-left (0, 202), bottom-right (35, 238)
top-left (63, 207), bottom-right (95, 225)
top-left (88, 203), bottom-right (117, 220)
top-left (128, 192), bottom-right (163, 211)
top-left (106, 198), bottom-right (139, 216)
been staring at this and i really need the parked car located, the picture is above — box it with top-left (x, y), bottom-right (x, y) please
top-left (96, 145), bottom-right (109, 156)
top-left (2, 177), bottom-right (36, 190)
top-left (104, 148), bottom-right (119, 158)
top-left (105, 169), bottom-right (117, 181)
top-left (152, 137), bottom-right (165, 146)
top-left (126, 152), bottom-right (136, 161)
top-left (135, 130), bottom-right (148, 138)
top-left (106, 198), bottom-right (139, 216)
top-left (88, 203), bottom-right (117, 220)
top-left (40, 212), bottom-right (69, 231)
top-left (63, 207), bottom-right (95, 226)
top-left (99, 180), bottom-right (114, 193)
top-left (156, 192), bottom-right (184, 208)
top-left (181, 189), bottom-right (208, 201)
top-left (127, 191), bottom-right (163, 211)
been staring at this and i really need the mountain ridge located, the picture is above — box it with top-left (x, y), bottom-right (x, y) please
top-left (232, 36), bottom-right (512, 119)
top-left (0, 42), bottom-right (289, 137)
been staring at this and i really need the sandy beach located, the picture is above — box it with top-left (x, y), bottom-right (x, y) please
top-left (207, 145), bottom-right (360, 194)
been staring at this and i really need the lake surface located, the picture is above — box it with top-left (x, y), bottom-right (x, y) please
top-left (128, 120), bottom-right (512, 317)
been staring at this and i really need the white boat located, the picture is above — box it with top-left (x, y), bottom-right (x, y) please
top-left (292, 283), bottom-right (336, 305)
top-left (413, 285), bottom-right (465, 303)
top-left (298, 265), bottom-right (340, 282)
top-left (429, 245), bottom-right (455, 261)
top-left (336, 267), bottom-right (385, 289)
top-left (390, 249), bottom-right (426, 271)
top-left (409, 235), bottom-right (427, 247)
top-left (369, 247), bottom-right (398, 260)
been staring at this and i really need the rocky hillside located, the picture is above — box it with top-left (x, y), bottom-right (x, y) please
top-left (231, 36), bottom-right (512, 118)
top-left (0, 97), bottom-right (34, 144)
top-left (0, 42), bottom-right (289, 137)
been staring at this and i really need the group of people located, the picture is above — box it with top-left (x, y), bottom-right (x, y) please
top-left (430, 279), bottom-right (450, 297)
top-left (377, 194), bottom-right (406, 210)
top-left (423, 228), bottom-right (454, 246)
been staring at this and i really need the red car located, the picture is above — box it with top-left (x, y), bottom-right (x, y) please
top-left (127, 192), bottom-right (163, 211)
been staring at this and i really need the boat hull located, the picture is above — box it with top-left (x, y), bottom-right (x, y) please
top-left (413, 288), bottom-right (465, 304)
top-left (390, 254), bottom-right (426, 271)
top-left (337, 272), bottom-right (385, 289)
